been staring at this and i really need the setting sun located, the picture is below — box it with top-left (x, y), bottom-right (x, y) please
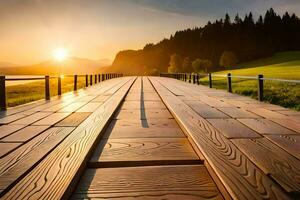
top-left (53, 48), bottom-right (68, 62)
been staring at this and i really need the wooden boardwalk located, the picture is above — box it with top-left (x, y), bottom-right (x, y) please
top-left (0, 76), bottom-right (299, 199)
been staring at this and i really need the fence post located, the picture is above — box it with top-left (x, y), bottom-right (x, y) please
top-left (184, 74), bottom-right (187, 82)
top-left (197, 74), bottom-right (200, 85)
top-left (193, 75), bottom-right (196, 84)
top-left (189, 74), bottom-right (191, 83)
top-left (209, 73), bottom-right (212, 88)
top-left (90, 75), bottom-right (93, 85)
top-left (227, 73), bottom-right (232, 93)
top-left (95, 74), bottom-right (97, 84)
top-left (0, 76), bottom-right (6, 110)
top-left (85, 75), bottom-right (88, 87)
top-left (45, 76), bottom-right (50, 100)
top-left (258, 74), bottom-right (264, 101)
top-left (102, 74), bottom-right (105, 81)
top-left (98, 74), bottom-right (101, 82)
top-left (74, 75), bottom-right (78, 91)
top-left (58, 76), bottom-right (62, 96)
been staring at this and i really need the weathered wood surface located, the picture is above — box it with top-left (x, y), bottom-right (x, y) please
top-left (71, 166), bottom-right (223, 199)
top-left (0, 77), bottom-right (135, 199)
top-left (1, 76), bottom-right (299, 200)
top-left (150, 77), bottom-right (294, 199)
top-left (90, 138), bottom-right (200, 167)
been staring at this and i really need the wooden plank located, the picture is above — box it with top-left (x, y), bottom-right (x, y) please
top-left (0, 112), bottom-right (35, 124)
top-left (150, 77), bottom-right (291, 200)
top-left (42, 102), bottom-right (72, 112)
top-left (91, 95), bottom-right (110, 102)
top-left (114, 109), bottom-right (173, 120)
top-left (238, 119), bottom-right (297, 135)
top-left (121, 101), bottom-right (166, 110)
top-left (76, 102), bottom-right (102, 112)
top-left (102, 119), bottom-right (185, 139)
top-left (207, 119), bottom-right (261, 139)
top-left (32, 112), bottom-right (71, 126)
top-left (11, 112), bottom-right (52, 125)
top-left (217, 107), bottom-right (260, 118)
top-left (248, 108), bottom-right (289, 119)
top-left (0, 127), bottom-right (74, 195)
top-left (57, 102), bottom-right (87, 112)
top-left (270, 118), bottom-right (300, 133)
top-left (1, 125), bottom-right (49, 142)
top-left (232, 138), bottom-right (300, 194)
top-left (0, 77), bottom-right (135, 200)
top-left (265, 135), bottom-right (300, 161)
top-left (89, 138), bottom-right (200, 167)
top-left (55, 112), bottom-right (91, 127)
top-left (0, 143), bottom-right (21, 158)
top-left (185, 101), bottom-right (230, 119)
top-left (71, 165), bottom-right (223, 199)
top-left (0, 125), bottom-right (26, 139)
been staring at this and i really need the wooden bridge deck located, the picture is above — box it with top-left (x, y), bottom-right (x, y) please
top-left (0, 76), bottom-right (299, 200)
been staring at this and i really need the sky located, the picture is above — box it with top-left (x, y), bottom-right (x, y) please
top-left (0, 0), bottom-right (299, 65)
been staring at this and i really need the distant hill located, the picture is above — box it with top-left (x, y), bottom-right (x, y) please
top-left (0, 62), bottom-right (20, 68)
top-left (109, 8), bottom-right (300, 75)
top-left (0, 57), bottom-right (112, 75)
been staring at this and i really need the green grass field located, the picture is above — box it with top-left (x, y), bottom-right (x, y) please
top-left (198, 52), bottom-right (300, 110)
top-left (6, 77), bottom-right (87, 107)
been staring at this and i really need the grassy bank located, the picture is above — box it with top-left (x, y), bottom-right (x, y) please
top-left (198, 52), bottom-right (300, 110)
top-left (6, 76), bottom-right (86, 107)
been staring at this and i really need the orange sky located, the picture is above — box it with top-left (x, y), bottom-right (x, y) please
top-left (0, 0), bottom-right (298, 65)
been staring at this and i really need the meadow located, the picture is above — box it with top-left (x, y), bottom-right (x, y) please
top-left (198, 52), bottom-right (300, 110)
top-left (6, 76), bottom-right (86, 107)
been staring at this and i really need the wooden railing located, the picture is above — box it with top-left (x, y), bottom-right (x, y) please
top-left (0, 73), bottom-right (123, 110)
top-left (160, 72), bottom-right (300, 102)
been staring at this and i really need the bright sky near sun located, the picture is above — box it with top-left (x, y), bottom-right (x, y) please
top-left (0, 0), bottom-right (299, 65)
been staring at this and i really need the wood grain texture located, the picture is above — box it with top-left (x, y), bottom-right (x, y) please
top-left (217, 107), bottom-right (260, 118)
top-left (11, 112), bottom-right (53, 125)
top-left (238, 119), bottom-right (297, 135)
top-left (91, 95), bottom-right (110, 102)
top-left (114, 109), bottom-right (173, 120)
top-left (90, 138), bottom-right (200, 165)
top-left (0, 125), bottom-right (26, 139)
top-left (265, 134), bottom-right (300, 160)
top-left (185, 101), bottom-right (230, 119)
top-left (71, 165), bottom-right (223, 200)
top-left (120, 101), bottom-right (166, 110)
top-left (150, 77), bottom-right (291, 200)
top-left (232, 138), bottom-right (300, 194)
top-left (102, 119), bottom-right (185, 139)
top-left (1, 125), bottom-right (49, 142)
top-left (76, 102), bottom-right (103, 112)
top-left (55, 112), bottom-right (91, 127)
top-left (270, 118), bottom-right (300, 133)
top-left (207, 119), bottom-right (261, 139)
top-left (57, 102), bottom-right (87, 112)
top-left (0, 112), bottom-right (35, 124)
top-left (0, 127), bottom-right (74, 195)
top-left (0, 143), bottom-right (21, 158)
top-left (32, 112), bottom-right (71, 126)
top-left (0, 77), bottom-right (135, 200)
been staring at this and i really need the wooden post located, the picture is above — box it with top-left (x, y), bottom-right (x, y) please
top-left (258, 74), bottom-right (264, 101)
top-left (184, 74), bottom-right (187, 82)
top-left (209, 73), bottom-right (212, 88)
top-left (45, 76), bottom-right (50, 100)
top-left (74, 75), bottom-right (78, 91)
top-left (58, 76), bottom-right (62, 96)
top-left (197, 74), bottom-right (200, 85)
top-left (95, 74), bottom-right (97, 84)
top-left (227, 73), bottom-right (232, 93)
top-left (90, 75), bottom-right (93, 85)
top-left (85, 75), bottom-right (88, 87)
top-left (102, 74), bottom-right (105, 81)
top-left (189, 74), bottom-right (191, 83)
top-left (0, 76), bottom-right (6, 110)
top-left (98, 74), bottom-right (101, 82)
top-left (193, 75), bottom-right (196, 84)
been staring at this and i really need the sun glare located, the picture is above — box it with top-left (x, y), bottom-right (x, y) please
top-left (53, 48), bottom-right (68, 62)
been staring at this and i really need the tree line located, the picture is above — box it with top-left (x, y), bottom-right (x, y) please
top-left (111, 8), bottom-right (300, 75)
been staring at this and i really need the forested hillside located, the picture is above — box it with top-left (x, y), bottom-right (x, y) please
top-left (109, 8), bottom-right (300, 75)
